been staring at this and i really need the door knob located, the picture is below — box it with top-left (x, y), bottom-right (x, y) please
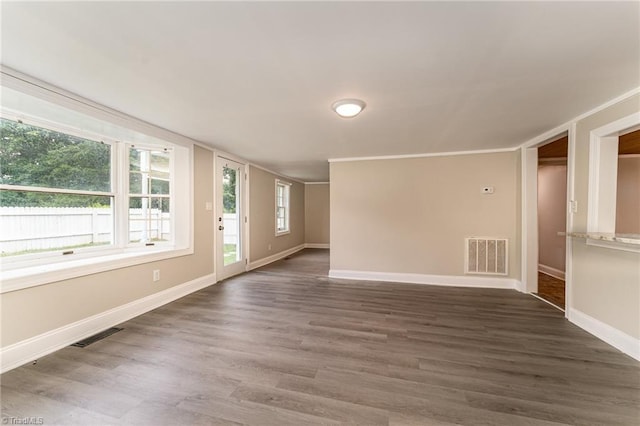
top-left (219, 225), bottom-right (224, 230)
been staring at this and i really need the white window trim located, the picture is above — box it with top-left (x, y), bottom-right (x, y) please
top-left (275, 179), bottom-right (291, 236)
top-left (126, 143), bottom-right (174, 247)
top-left (1, 247), bottom-right (194, 294)
top-left (586, 111), bottom-right (640, 253)
top-left (0, 78), bottom-right (195, 294)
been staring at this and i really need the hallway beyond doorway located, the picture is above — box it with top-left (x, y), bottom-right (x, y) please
top-left (536, 271), bottom-right (566, 310)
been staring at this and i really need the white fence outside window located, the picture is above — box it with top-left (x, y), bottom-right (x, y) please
top-left (223, 213), bottom-right (238, 246)
top-left (0, 207), bottom-right (171, 255)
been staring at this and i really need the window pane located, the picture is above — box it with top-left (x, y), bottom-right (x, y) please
top-left (222, 166), bottom-right (240, 265)
top-left (129, 149), bottom-right (141, 171)
top-left (0, 118), bottom-right (111, 192)
top-left (150, 178), bottom-right (170, 195)
top-left (129, 172), bottom-right (142, 194)
top-left (151, 152), bottom-right (170, 179)
top-left (223, 166), bottom-right (237, 214)
top-left (151, 197), bottom-right (170, 213)
top-left (129, 175), bottom-right (169, 195)
top-left (129, 196), bottom-right (171, 243)
top-left (223, 210), bottom-right (240, 266)
top-left (130, 147), bottom-right (171, 193)
top-left (0, 190), bottom-right (112, 257)
top-left (131, 149), bottom-right (169, 174)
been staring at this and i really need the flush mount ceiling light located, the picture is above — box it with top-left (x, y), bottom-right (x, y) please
top-left (331, 98), bottom-right (366, 118)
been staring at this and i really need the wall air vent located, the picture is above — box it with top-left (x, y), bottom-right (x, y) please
top-left (465, 238), bottom-right (508, 276)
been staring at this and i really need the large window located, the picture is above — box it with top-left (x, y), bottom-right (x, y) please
top-left (0, 112), bottom-right (188, 268)
top-left (0, 79), bottom-right (192, 292)
top-left (275, 179), bottom-right (290, 235)
top-left (0, 118), bottom-right (115, 257)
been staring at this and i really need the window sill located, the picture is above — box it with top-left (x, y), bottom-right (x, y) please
top-left (275, 230), bottom-right (291, 237)
top-left (0, 246), bottom-right (193, 294)
top-left (561, 232), bottom-right (640, 253)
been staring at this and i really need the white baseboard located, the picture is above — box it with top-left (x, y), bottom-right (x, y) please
top-left (328, 269), bottom-right (520, 290)
top-left (247, 244), bottom-right (305, 270)
top-left (538, 264), bottom-right (565, 280)
top-left (1, 273), bottom-right (216, 373)
top-left (568, 308), bottom-right (640, 361)
top-left (304, 243), bottom-right (330, 249)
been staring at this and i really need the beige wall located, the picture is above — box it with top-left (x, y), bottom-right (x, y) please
top-left (537, 164), bottom-right (567, 272)
top-left (572, 93), bottom-right (640, 339)
top-left (304, 184), bottom-right (330, 245)
top-left (1, 145), bottom-right (215, 347)
top-left (249, 166), bottom-right (305, 262)
top-left (616, 156), bottom-right (640, 234)
top-left (330, 151), bottom-right (520, 278)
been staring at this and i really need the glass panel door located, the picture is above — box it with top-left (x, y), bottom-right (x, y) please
top-left (216, 156), bottom-right (245, 280)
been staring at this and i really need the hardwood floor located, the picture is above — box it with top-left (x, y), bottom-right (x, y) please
top-left (536, 272), bottom-right (565, 310)
top-left (2, 249), bottom-right (639, 425)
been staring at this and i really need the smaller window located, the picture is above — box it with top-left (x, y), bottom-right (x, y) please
top-left (275, 180), bottom-right (290, 235)
top-left (128, 146), bottom-right (172, 245)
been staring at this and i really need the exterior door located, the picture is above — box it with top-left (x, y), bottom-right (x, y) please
top-left (216, 156), bottom-right (246, 280)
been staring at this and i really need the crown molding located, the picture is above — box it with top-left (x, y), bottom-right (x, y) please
top-left (328, 147), bottom-right (517, 164)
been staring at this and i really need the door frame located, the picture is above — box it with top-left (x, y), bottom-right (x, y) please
top-left (215, 153), bottom-right (248, 281)
top-left (521, 125), bottom-right (575, 318)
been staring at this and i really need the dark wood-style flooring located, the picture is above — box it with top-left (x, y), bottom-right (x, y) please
top-left (536, 272), bottom-right (566, 310)
top-left (2, 249), bottom-right (639, 425)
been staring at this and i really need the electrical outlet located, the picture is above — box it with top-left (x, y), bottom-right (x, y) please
top-left (268, 244), bottom-right (272, 251)
top-left (153, 269), bottom-right (160, 282)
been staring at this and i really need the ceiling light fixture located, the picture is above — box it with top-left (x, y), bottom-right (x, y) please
top-left (331, 98), bottom-right (366, 118)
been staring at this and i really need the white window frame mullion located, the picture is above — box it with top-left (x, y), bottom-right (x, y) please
top-left (169, 145), bottom-right (176, 248)
top-left (115, 142), bottom-right (129, 249)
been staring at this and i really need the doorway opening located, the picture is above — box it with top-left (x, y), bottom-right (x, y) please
top-left (536, 136), bottom-right (568, 310)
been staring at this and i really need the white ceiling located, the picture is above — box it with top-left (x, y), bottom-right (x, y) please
top-left (1, 1), bottom-right (639, 181)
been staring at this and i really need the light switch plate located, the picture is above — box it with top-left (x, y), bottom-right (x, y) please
top-left (570, 200), bottom-right (578, 213)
